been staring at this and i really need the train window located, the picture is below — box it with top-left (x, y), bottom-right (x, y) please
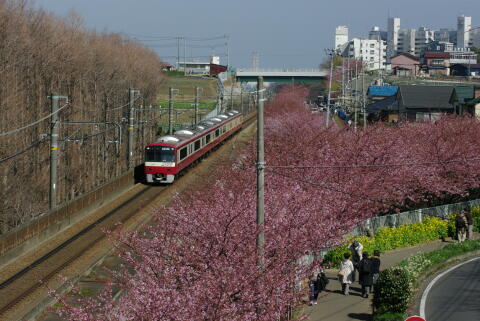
top-left (145, 146), bottom-right (175, 162)
top-left (180, 147), bottom-right (187, 160)
top-left (215, 129), bottom-right (220, 137)
top-left (194, 140), bottom-right (201, 151)
top-left (206, 134), bottom-right (211, 143)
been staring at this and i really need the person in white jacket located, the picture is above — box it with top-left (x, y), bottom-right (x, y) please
top-left (338, 253), bottom-right (355, 295)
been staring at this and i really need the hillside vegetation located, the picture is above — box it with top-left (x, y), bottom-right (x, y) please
top-left (0, 0), bottom-right (165, 233)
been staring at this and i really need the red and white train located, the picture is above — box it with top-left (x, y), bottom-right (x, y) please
top-left (144, 110), bottom-right (243, 183)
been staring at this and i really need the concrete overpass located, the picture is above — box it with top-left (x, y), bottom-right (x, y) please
top-left (235, 69), bottom-right (327, 82)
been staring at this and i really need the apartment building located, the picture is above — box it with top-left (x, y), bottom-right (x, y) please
top-left (340, 38), bottom-right (387, 70)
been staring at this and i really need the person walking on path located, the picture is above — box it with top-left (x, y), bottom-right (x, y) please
top-left (358, 252), bottom-right (374, 298)
top-left (371, 250), bottom-right (381, 291)
top-left (338, 253), bottom-right (355, 296)
top-left (314, 270), bottom-right (329, 302)
top-left (456, 212), bottom-right (468, 242)
top-left (465, 209), bottom-right (474, 240)
top-left (349, 240), bottom-right (363, 282)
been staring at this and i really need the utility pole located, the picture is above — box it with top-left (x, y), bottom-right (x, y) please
top-left (341, 58), bottom-right (345, 107)
top-left (128, 89), bottom-right (139, 169)
top-left (256, 76), bottom-right (265, 267)
top-left (194, 86), bottom-right (199, 125)
top-left (240, 88), bottom-right (244, 114)
top-left (362, 62), bottom-right (366, 128)
top-left (230, 83), bottom-right (234, 111)
top-left (354, 61), bottom-right (358, 132)
top-left (168, 87), bottom-right (174, 134)
top-left (177, 36), bottom-right (180, 70)
top-left (326, 49), bottom-right (335, 127)
top-left (183, 37), bottom-right (187, 76)
top-left (49, 94), bottom-right (68, 210)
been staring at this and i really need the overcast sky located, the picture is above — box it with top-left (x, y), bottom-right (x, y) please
top-left (36, 0), bottom-right (479, 69)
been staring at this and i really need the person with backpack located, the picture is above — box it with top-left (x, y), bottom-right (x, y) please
top-left (456, 212), bottom-right (468, 243)
top-left (358, 252), bottom-right (374, 298)
top-left (370, 250), bottom-right (381, 292)
top-left (314, 270), bottom-right (329, 300)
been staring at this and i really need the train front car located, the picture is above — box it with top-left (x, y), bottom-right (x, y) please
top-left (144, 137), bottom-right (179, 183)
top-left (144, 110), bottom-right (243, 184)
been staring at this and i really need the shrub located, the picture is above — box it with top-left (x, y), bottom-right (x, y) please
top-left (372, 312), bottom-right (406, 321)
top-left (373, 268), bottom-right (411, 315)
top-left (323, 217), bottom-right (448, 265)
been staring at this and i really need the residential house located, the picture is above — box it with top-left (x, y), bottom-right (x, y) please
top-left (422, 52), bottom-right (450, 75)
top-left (391, 53), bottom-right (420, 76)
top-left (396, 85), bottom-right (458, 120)
top-left (453, 86), bottom-right (475, 115)
top-left (367, 86), bottom-right (398, 101)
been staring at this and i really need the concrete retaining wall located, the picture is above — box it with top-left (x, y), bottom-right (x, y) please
top-left (0, 170), bottom-right (136, 266)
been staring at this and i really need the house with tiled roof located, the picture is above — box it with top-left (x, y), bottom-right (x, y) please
top-left (422, 52), bottom-right (451, 75)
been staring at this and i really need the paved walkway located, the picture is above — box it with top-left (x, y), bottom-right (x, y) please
top-left (305, 239), bottom-right (452, 321)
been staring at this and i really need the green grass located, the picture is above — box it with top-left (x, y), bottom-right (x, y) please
top-left (157, 100), bottom-right (216, 110)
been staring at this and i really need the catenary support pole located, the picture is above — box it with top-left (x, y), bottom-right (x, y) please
top-left (240, 89), bottom-right (244, 115)
top-left (128, 89), bottom-right (138, 169)
top-left (256, 76), bottom-right (265, 267)
top-left (230, 83), bottom-right (234, 110)
top-left (49, 95), bottom-right (59, 210)
top-left (49, 94), bottom-right (68, 210)
top-left (184, 37), bottom-right (187, 76)
top-left (168, 87), bottom-right (173, 135)
top-left (194, 86), bottom-right (199, 125)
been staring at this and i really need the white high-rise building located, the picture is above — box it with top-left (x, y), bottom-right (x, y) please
top-left (457, 15), bottom-right (472, 48)
top-left (387, 17), bottom-right (401, 60)
top-left (340, 38), bottom-right (387, 71)
top-left (335, 26), bottom-right (349, 51)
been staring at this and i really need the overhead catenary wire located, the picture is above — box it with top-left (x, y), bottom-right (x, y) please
top-left (0, 103), bottom-right (70, 137)
top-left (266, 157), bottom-right (480, 170)
top-left (69, 95), bottom-right (142, 112)
top-left (0, 138), bottom-right (48, 163)
top-left (265, 168), bottom-right (391, 205)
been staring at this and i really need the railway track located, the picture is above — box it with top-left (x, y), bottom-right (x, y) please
top-left (0, 111), bottom-right (257, 320)
top-left (0, 184), bottom-right (167, 319)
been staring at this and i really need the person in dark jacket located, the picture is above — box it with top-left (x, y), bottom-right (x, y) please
top-left (465, 209), bottom-right (474, 240)
top-left (370, 250), bottom-right (381, 292)
top-left (456, 212), bottom-right (467, 242)
top-left (358, 252), bottom-right (374, 298)
top-left (314, 271), bottom-right (329, 300)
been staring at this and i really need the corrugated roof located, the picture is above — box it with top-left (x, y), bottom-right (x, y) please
top-left (367, 86), bottom-right (399, 97)
top-left (398, 85), bottom-right (456, 109)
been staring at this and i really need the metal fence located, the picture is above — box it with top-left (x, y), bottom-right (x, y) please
top-left (356, 199), bottom-right (480, 235)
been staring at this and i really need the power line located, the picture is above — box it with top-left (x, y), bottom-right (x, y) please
top-left (0, 103), bottom-right (69, 137)
top-left (0, 138), bottom-right (48, 163)
top-left (265, 169), bottom-right (390, 205)
top-left (69, 95), bottom-right (142, 113)
top-left (267, 157), bottom-right (480, 170)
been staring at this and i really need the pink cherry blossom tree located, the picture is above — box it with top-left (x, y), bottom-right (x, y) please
top-left (56, 86), bottom-right (480, 320)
